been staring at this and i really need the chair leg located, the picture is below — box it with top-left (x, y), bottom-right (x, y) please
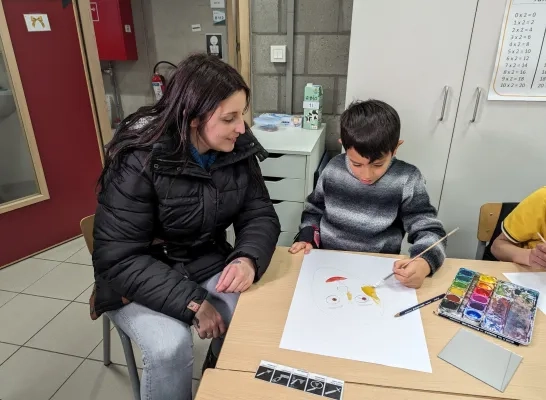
top-left (117, 327), bottom-right (141, 400)
top-left (103, 315), bottom-right (111, 366)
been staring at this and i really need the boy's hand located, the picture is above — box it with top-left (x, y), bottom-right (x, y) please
top-left (528, 243), bottom-right (546, 268)
top-left (289, 242), bottom-right (313, 254)
top-left (215, 257), bottom-right (255, 293)
top-left (393, 257), bottom-right (431, 289)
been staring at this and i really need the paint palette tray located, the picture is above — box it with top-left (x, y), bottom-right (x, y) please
top-left (436, 268), bottom-right (539, 345)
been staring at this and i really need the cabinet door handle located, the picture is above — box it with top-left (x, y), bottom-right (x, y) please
top-left (470, 87), bottom-right (482, 123)
top-left (439, 86), bottom-right (449, 121)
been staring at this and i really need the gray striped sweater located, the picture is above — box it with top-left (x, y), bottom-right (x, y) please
top-left (299, 154), bottom-right (446, 273)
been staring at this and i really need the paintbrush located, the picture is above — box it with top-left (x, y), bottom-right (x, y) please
top-left (373, 227), bottom-right (460, 288)
top-left (538, 232), bottom-right (546, 244)
top-left (394, 293), bottom-right (445, 318)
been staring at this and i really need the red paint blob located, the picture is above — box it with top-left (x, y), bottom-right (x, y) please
top-left (326, 276), bottom-right (347, 283)
top-left (475, 287), bottom-right (491, 297)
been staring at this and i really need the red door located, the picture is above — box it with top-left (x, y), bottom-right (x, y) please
top-left (0, 0), bottom-right (103, 267)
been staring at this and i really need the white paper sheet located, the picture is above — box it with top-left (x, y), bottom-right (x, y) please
top-left (503, 272), bottom-right (546, 314)
top-left (279, 250), bottom-right (432, 373)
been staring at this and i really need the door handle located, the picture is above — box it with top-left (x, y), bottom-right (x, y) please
top-left (470, 87), bottom-right (482, 123)
top-left (439, 86), bottom-right (449, 121)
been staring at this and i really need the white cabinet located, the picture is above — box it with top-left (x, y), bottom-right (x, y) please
top-left (346, 0), bottom-right (478, 208)
top-left (437, 0), bottom-right (546, 258)
top-left (226, 124), bottom-right (326, 247)
top-left (348, 0), bottom-right (546, 259)
top-left (254, 124), bottom-right (326, 245)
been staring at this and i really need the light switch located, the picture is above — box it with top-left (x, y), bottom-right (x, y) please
top-left (270, 45), bottom-right (286, 63)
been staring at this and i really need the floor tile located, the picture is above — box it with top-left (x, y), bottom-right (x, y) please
top-left (0, 290), bottom-right (17, 308)
top-left (192, 329), bottom-right (211, 379)
top-left (27, 302), bottom-right (103, 358)
top-left (0, 294), bottom-right (69, 345)
top-left (34, 237), bottom-right (86, 262)
top-left (0, 342), bottom-right (19, 365)
top-left (0, 258), bottom-right (60, 292)
top-left (65, 247), bottom-right (92, 266)
top-left (23, 263), bottom-right (94, 301)
top-left (51, 359), bottom-right (141, 400)
top-left (88, 330), bottom-right (144, 369)
top-left (0, 347), bottom-right (81, 400)
top-left (74, 284), bottom-right (93, 304)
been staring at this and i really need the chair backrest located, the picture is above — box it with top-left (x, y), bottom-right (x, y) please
top-left (80, 215), bottom-right (95, 254)
top-left (476, 202), bottom-right (518, 260)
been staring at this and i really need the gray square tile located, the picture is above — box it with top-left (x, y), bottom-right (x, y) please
top-left (24, 263), bottom-right (94, 301)
top-left (65, 247), bottom-right (92, 266)
top-left (88, 330), bottom-right (144, 369)
top-left (34, 237), bottom-right (86, 262)
top-left (74, 284), bottom-right (94, 304)
top-left (0, 294), bottom-right (69, 345)
top-left (0, 342), bottom-right (19, 365)
top-left (0, 258), bottom-right (60, 292)
top-left (27, 303), bottom-right (103, 358)
top-left (51, 359), bottom-right (141, 400)
top-left (0, 347), bottom-right (81, 400)
top-left (0, 290), bottom-right (17, 307)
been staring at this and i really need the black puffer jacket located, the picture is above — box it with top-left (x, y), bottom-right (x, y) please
top-left (91, 131), bottom-right (281, 324)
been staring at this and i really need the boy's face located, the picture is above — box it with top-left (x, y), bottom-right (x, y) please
top-left (345, 141), bottom-right (402, 185)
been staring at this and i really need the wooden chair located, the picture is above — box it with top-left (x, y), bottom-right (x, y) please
top-left (476, 202), bottom-right (518, 260)
top-left (80, 215), bottom-right (140, 400)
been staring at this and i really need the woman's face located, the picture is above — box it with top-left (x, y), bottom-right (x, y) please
top-left (192, 90), bottom-right (247, 153)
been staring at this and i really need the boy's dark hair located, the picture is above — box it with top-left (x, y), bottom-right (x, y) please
top-left (340, 99), bottom-right (401, 162)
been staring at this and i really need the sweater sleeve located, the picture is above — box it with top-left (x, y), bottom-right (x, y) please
top-left (297, 171), bottom-right (326, 243)
top-left (92, 153), bottom-right (208, 324)
top-left (401, 169), bottom-right (446, 274)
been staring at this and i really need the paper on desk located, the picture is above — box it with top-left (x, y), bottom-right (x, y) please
top-left (503, 272), bottom-right (546, 315)
top-left (279, 250), bottom-right (432, 373)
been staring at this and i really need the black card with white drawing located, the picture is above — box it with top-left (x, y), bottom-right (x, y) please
top-left (254, 360), bottom-right (344, 399)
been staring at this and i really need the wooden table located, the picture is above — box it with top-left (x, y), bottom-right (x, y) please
top-left (196, 369), bottom-right (485, 399)
top-left (217, 248), bottom-right (545, 400)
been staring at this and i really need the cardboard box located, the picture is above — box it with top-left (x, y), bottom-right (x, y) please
top-left (303, 83), bottom-right (323, 130)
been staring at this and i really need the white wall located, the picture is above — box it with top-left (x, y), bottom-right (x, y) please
top-left (104, 0), bottom-right (230, 118)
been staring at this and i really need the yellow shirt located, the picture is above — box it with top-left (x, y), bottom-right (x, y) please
top-left (502, 187), bottom-right (546, 249)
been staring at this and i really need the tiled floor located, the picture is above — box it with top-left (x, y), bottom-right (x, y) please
top-left (0, 237), bottom-right (208, 400)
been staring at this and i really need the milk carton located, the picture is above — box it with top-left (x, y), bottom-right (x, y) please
top-left (303, 83), bottom-right (323, 130)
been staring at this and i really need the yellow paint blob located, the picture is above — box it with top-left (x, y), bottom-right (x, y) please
top-left (361, 286), bottom-right (380, 304)
top-left (347, 291), bottom-right (352, 301)
top-left (479, 275), bottom-right (497, 285)
top-left (448, 286), bottom-right (466, 297)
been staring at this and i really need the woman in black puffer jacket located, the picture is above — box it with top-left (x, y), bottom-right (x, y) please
top-left (91, 54), bottom-right (280, 400)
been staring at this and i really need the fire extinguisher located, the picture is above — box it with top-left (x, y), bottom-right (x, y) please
top-left (152, 61), bottom-right (177, 101)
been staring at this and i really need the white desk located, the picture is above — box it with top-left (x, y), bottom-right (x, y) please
top-left (251, 124), bottom-right (326, 246)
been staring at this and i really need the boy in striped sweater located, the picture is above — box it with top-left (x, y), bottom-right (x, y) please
top-left (290, 100), bottom-right (446, 289)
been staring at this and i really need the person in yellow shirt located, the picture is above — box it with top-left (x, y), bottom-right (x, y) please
top-left (491, 187), bottom-right (546, 267)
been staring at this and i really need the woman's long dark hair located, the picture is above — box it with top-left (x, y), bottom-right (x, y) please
top-left (98, 53), bottom-right (253, 191)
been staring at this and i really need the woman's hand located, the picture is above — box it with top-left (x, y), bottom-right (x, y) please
top-left (215, 257), bottom-right (256, 293)
top-left (193, 300), bottom-right (226, 339)
top-left (289, 241), bottom-right (313, 254)
top-left (392, 257), bottom-right (431, 289)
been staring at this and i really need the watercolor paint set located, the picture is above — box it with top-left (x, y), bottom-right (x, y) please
top-left (436, 268), bottom-right (539, 345)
